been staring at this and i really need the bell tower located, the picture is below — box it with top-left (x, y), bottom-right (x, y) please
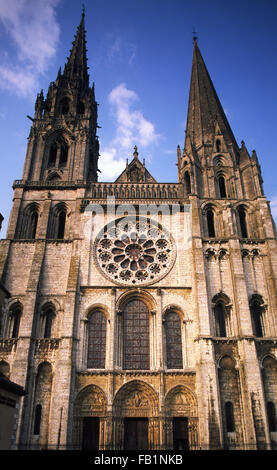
top-left (5, 12), bottom-right (99, 242)
top-left (22, 11), bottom-right (99, 185)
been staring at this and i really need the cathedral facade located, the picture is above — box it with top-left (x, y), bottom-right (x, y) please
top-left (0, 14), bottom-right (277, 450)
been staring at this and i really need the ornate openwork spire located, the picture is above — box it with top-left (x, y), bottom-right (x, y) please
top-left (63, 11), bottom-right (89, 88)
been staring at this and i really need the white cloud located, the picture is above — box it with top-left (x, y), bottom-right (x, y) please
top-left (0, 0), bottom-right (60, 96)
top-left (99, 83), bottom-right (160, 181)
top-left (106, 34), bottom-right (137, 66)
top-left (98, 147), bottom-right (126, 180)
top-left (109, 83), bottom-right (160, 149)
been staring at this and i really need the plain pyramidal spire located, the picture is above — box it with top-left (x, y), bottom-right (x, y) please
top-left (185, 36), bottom-right (239, 155)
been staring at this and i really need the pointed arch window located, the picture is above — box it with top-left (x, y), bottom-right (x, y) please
top-left (48, 203), bottom-right (68, 239)
top-left (214, 302), bottom-right (227, 337)
top-left (216, 139), bottom-right (221, 153)
top-left (47, 135), bottom-right (69, 168)
top-left (20, 204), bottom-right (40, 239)
top-left (8, 305), bottom-right (22, 339)
top-left (48, 142), bottom-right (57, 167)
top-left (218, 175), bottom-right (227, 198)
top-left (43, 309), bottom-right (55, 338)
top-left (59, 141), bottom-right (68, 168)
top-left (184, 171), bottom-right (191, 195)
top-left (207, 209), bottom-right (216, 237)
top-left (30, 211), bottom-right (38, 239)
top-left (57, 210), bottom-right (66, 239)
top-left (87, 311), bottom-right (107, 369)
top-left (165, 310), bottom-right (183, 369)
top-left (238, 206), bottom-right (248, 238)
top-left (123, 299), bottom-right (150, 370)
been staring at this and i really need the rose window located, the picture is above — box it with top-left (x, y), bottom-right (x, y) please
top-left (94, 216), bottom-right (176, 286)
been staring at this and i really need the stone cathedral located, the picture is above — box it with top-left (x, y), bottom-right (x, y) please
top-left (0, 13), bottom-right (277, 451)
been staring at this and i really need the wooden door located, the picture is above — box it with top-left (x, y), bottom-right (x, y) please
top-left (124, 418), bottom-right (148, 450)
top-left (173, 417), bottom-right (189, 450)
top-left (82, 417), bottom-right (99, 450)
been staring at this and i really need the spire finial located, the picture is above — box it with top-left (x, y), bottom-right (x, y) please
top-left (133, 145), bottom-right (138, 159)
top-left (82, 2), bottom-right (85, 17)
top-left (192, 29), bottom-right (198, 45)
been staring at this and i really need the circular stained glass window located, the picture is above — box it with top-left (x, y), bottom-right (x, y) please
top-left (94, 216), bottom-right (176, 286)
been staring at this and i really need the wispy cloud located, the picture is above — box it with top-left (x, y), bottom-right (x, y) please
top-left (106, 33), bottom-right (137, 66)
top-left (98, 83), bottom-right (160, 180)
top-left (0, 0), bottom-right (60, 97)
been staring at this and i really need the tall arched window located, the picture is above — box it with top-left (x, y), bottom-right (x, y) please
top-left (59, 140), bottom-right (68, 168)
top-left (20, 204), bottom-right (40, 239)
top-left (123, 299), bottom-right (150, 370)
top-left (9, 304), bottom-right (22, 338)
top-left (214, 302), bottom-right (227, 337)
top-left (238, 206), bottom-right (248, 238)
top-left (216, 139), bottom-right (221, 153)
top-left (218, 175), bottom-right (227, 198)
top-left (225, 401), bottom-right (235, 432)
top-left (165, 311), bottom-right (183, 369)
top-left (207, 209), bottom-right (216, 237)
top-left (41, 307), bottom-right (55, 338)
top-left (48, 142), bottom-right (57, 167)
top-left (184, 171), bottom-right (191, 195)
top-left (48, 203), bottom-right (68, 239)
top-left (250, 299), bottom-right (264, 337)
top-left (47, 135), bottom-right (69, 168)
top-left (87, 311), bottom-right (107, 369)
top-left (57, 210), bottom-right (66, 239)
top-left (30, 211), bottom-right (38, 239)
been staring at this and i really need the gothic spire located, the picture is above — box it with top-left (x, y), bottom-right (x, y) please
top-left (185, 38), bottom-right (239, 155)
top-left (63, 11), bottom-right (89, 88)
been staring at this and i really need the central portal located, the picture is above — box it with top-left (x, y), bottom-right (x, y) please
top-left (124, 418), bottom-right (148, 450)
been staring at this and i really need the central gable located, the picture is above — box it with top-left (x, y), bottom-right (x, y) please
top-left (114, 146), bottom-right (157, 183)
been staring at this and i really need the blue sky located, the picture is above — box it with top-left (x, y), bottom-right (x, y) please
top-left (0, 0), bottom-right (276, 235)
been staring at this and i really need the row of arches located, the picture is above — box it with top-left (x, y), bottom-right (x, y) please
top-left (90, 183), bottom-right (181, 200)
top-left (212, 292), bottom-right (268, 338)
top-left (180, 146), bottom-right (264, 200)
top-left (16, 202), bottom-right (68, 240)
top-left (1, 292), bottom-right (270, 353)
top-left (0, 302), bottom-right (56, 340)
top-left (203, 203), bottom-right (252, 239)
top-left (84, 300), bottom-right (185, 371)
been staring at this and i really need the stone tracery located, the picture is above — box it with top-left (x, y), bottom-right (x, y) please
top-left (94, 217), bottom-right (176, 286)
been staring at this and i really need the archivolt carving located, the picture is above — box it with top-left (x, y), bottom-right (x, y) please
top-left (113, 380), bottom-right (159, 417)
top-left (74, 384), bottom-right (107, 417)
top-left (165, 385), bottom-right (197, 417)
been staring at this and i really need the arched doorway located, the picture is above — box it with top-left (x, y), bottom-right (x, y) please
top-left (113, 380), bottom-right (159, 450)
top-left (165, 385), bottom-right (199, 450)
top-left (73, 385), bottom-right (107, 450)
